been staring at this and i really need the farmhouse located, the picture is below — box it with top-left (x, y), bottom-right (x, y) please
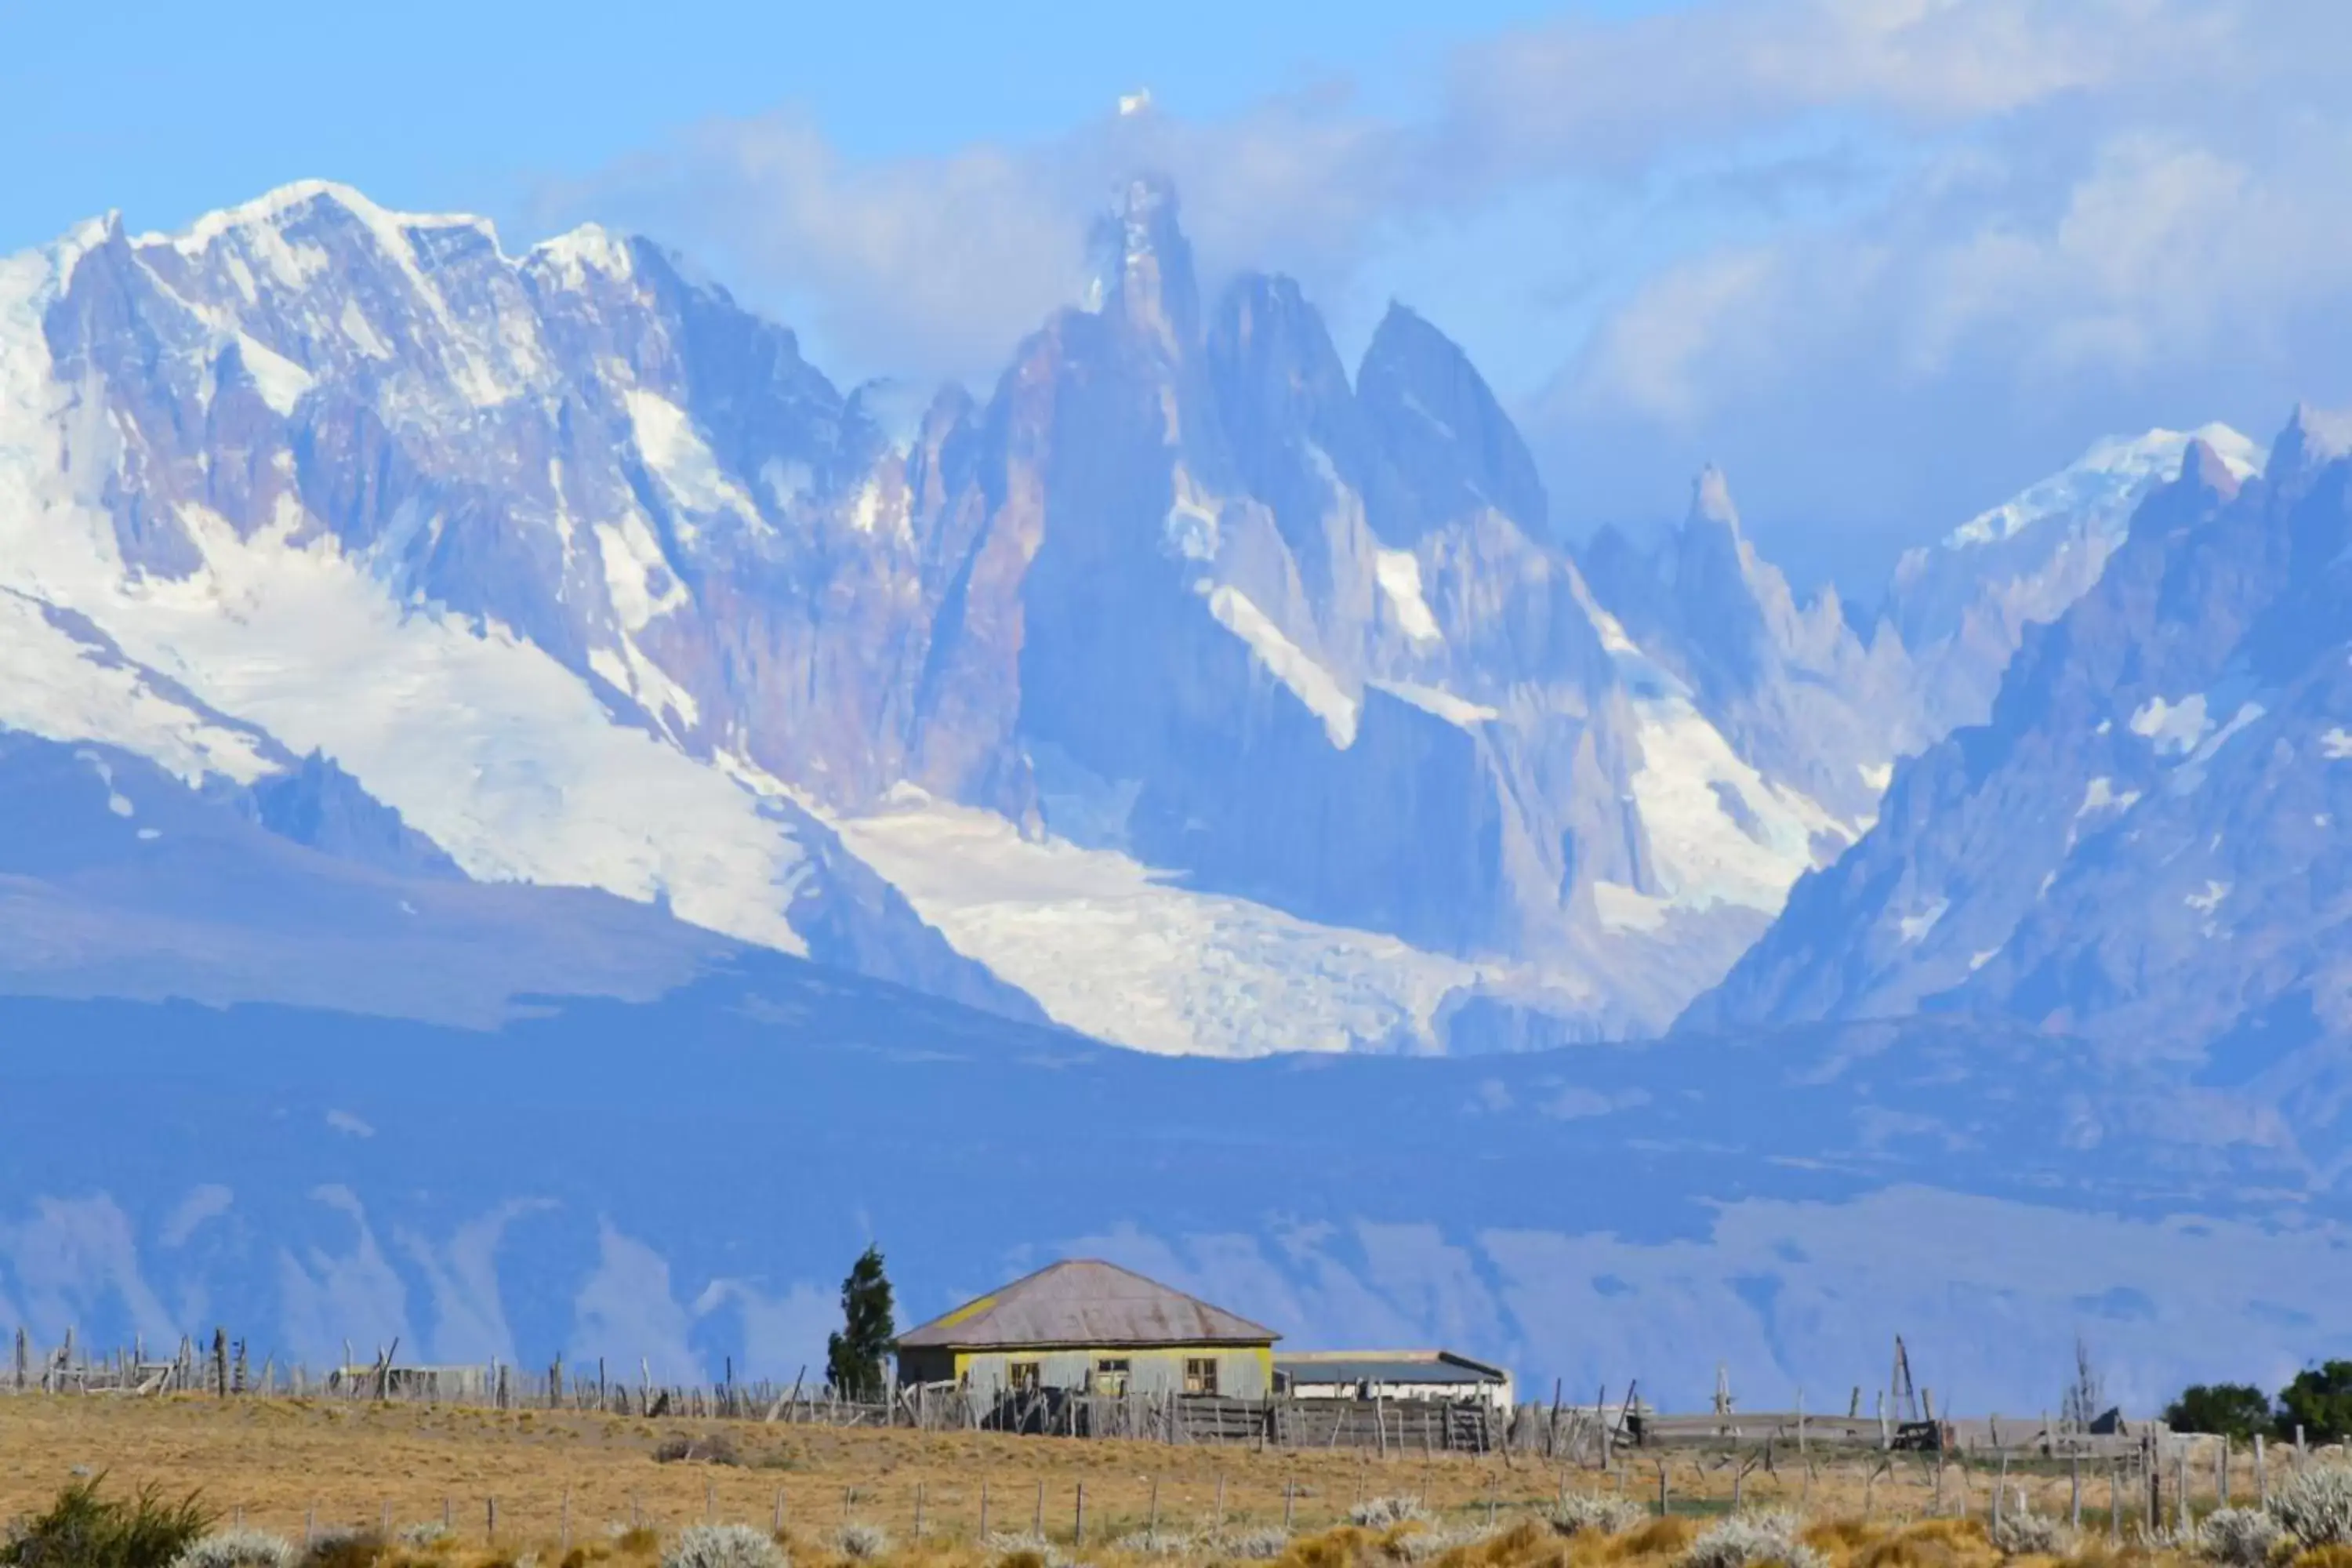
top-left (1275, 1349), bottom-right (1514, 1410)
top-left (894, 1259), bottom-right (1278, 1399)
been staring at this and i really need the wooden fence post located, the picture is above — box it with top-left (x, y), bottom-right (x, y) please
top-left (1073, 1483), bottom-right (1085, 1547)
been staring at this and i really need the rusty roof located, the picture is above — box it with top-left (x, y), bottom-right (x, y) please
top-left (895, 1259), bottom-right (1279, 1351)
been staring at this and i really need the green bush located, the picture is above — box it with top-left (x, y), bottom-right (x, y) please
top-left (2168, 1384), bottom-right (2278, 1440)
top-left (2280, 1363), bottom-right (2352, 1445)
top-left (1, 1476), bottom-right (214, 1568)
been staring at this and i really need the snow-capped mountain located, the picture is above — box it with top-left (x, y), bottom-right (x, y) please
top-left (1686, 412), bottom-right (2352, 1154)
top-left (0, 172), bottom-right (2249, 1055)
top-left (10, 175), bottom-right (2352, 1415)
top-left (1884, 424), bottom-right (2265, 735)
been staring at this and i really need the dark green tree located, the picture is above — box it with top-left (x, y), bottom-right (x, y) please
top-left (2279, 1361), bottom-right (2352, 1444)
top-left (2163, 1383), bottom-right (2275, 1440)
top-left (826, 1243), bottom-right (895, 1400)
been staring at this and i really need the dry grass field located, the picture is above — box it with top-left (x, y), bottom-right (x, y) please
top-left (0, 1395), bottom-right (2296, 1568)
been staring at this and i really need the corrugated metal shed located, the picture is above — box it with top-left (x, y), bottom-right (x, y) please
top-left (1277, 1356), bottom-right (1501, 1386)
top-left (896, 1259), bottom-right (1278, 1350)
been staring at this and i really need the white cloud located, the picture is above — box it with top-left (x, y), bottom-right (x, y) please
top-left (546, 0), bottom-right (2352, 580)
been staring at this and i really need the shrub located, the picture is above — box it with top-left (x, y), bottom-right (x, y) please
top-left (394, 1524), bottom-right (450, 1551)
top-left (2, 1477), bottom-right (216, 1568)
top-left (1549, 1495), bottom-right (1647, 1538)
top-left (653, 1433), bottom-right (744, 1467)
top-left (1214, 1529), bottom-right (1292, 1562)
top-left (2282, 1366), bottom-right (2352, 1446)
top-left (1986, 1504), bottom-right (2070, 1559)
top-left (1394, 1525), bottom-right (1497, 1563)
top-left (2169, 1386), bottom-right (2279, 1442)
top-left (831, 1525), bottom-right (889, 1562)
top-left (1350, 1499), bottom-right (1430, 1530)
top-left (661, 1525), bottom-right (786, 1568)
top-left (2199, 1507), bottom-right (2284, 1566)
top-left (982, 1534), bottom-right (1067, 1568)
top-left (171, 1532), bottom-right (296, 1568)
top-left (1678, 1511), bottom-right (1825, 1568)
top-left (2270, 1465), bottom-right (2352, 1549)
top-left (298, 1527), bottom-right (383, 1568)
top-left (1111, 1531), bottom-right (1193, 1558)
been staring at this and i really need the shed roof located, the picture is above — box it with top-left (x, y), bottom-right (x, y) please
top-left (1277, 1354), bottom-right (1505, 1386)
top-left (895, 1260), bottom-right (1278, 1351)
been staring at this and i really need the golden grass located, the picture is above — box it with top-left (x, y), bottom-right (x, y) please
top-left (0, 1395), bottom-right (2263, 1568)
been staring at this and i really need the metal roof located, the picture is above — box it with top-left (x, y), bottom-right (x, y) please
top-left (1277, 1350), bottom-right (1508, 1385)
top-left (895, 1259), bottom-right (1279, 1351)
top-left (1279, 1354), bottom-right (1496, 1382)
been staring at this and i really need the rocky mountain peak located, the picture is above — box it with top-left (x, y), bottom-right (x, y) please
top-left (2266, 401), bottom-right (2352, 495)
top-left (2176, 434), bottom-right (2245, 506)
top-left (1086, 172), bottom-right (1199, 359)
top-left (1688, 463), bottom-right (1742, 533)
top-left (1354, 301), bottom-right (1548, 543)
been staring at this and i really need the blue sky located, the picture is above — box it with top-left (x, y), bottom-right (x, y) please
top-left (9, 0), bottom-right (2352, 593)
top-left (0, 0), bottom-right (1613, 249)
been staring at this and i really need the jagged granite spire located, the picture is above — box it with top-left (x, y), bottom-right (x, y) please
top-left (1355, 302), bottom-right (1548, 543)
top-left (1084, 172), bottom-right (1200, 359)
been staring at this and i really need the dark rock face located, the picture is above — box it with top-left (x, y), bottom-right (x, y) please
top-left (244, 750), bottom-right (464, 878)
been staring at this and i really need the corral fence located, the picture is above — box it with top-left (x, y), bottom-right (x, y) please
top-left (5, 1323), bottom-right (2335, 1517)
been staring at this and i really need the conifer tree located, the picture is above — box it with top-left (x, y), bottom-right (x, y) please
top-left (826, 1243), bottom-right (895, 1399)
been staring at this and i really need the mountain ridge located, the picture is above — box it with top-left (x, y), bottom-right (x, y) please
top-left (0, 172), bottom-right (2270, 1056)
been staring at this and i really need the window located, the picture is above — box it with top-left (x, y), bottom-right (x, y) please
top-left (1008, 1360), bottom-right (1042, 1393)
top-left (1093, 1357), bottom-right (1131, 1396)
top-left (1185, 1357), bottom-right (1219, 1396)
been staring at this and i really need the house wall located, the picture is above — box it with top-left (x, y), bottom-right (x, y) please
top-left (1286, 1379), bottom-right (1512, 1409)
top-left (901, 1345), bottom-right (1272, 1399)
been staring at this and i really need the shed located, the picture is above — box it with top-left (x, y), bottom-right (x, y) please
top-left (1276, 1349), bottom-right (1513, 1410)
top-left (895, 1259), bottom-right (1278, 1400)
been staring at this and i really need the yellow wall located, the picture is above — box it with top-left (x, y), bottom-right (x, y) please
top-left (927, 1344), bottom-right (1273, 1399)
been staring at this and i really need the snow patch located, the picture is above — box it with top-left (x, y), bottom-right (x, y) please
top-left (2076, 776), bottom-right (2142, 820)
top-left (2180, 701), bottom-right (2266, 772)
top-left (530, 224), bottom-right (636, 290)
top-left (231, 334), bottom-right (314, 416)
top-left (1623, 695), bottom-right (1854, 916)
top-left (593, 512), bottom-right (688, 632)
top-left (624, 388), bottom-right (758, 523)
top-left (337, 299), bottom-right (393, 360)
top-left (0, 590), bottom-right (277, 784)
top-left (1370, 679), bottom-right (1496, 729)
top-left (2323, 728), bottom-right (2352, 760)
top-left (1205, 585), bottom-right (1358, 748)
top-left (2129, 693), bottom-right (2211, 756)
top-left (2185, 880), bottom-right (2231, 913)
top-left (1858, 760), bottom-right (1893, 792)
top-left (1897, 898), bottom-right (1948, 945)
top-left (1374, 549), bottom-right (1442, 644)
top-left (830, 793), bottom-right (1544, 1058)
top-left (1592, 881), bottom-right (1671, 935)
